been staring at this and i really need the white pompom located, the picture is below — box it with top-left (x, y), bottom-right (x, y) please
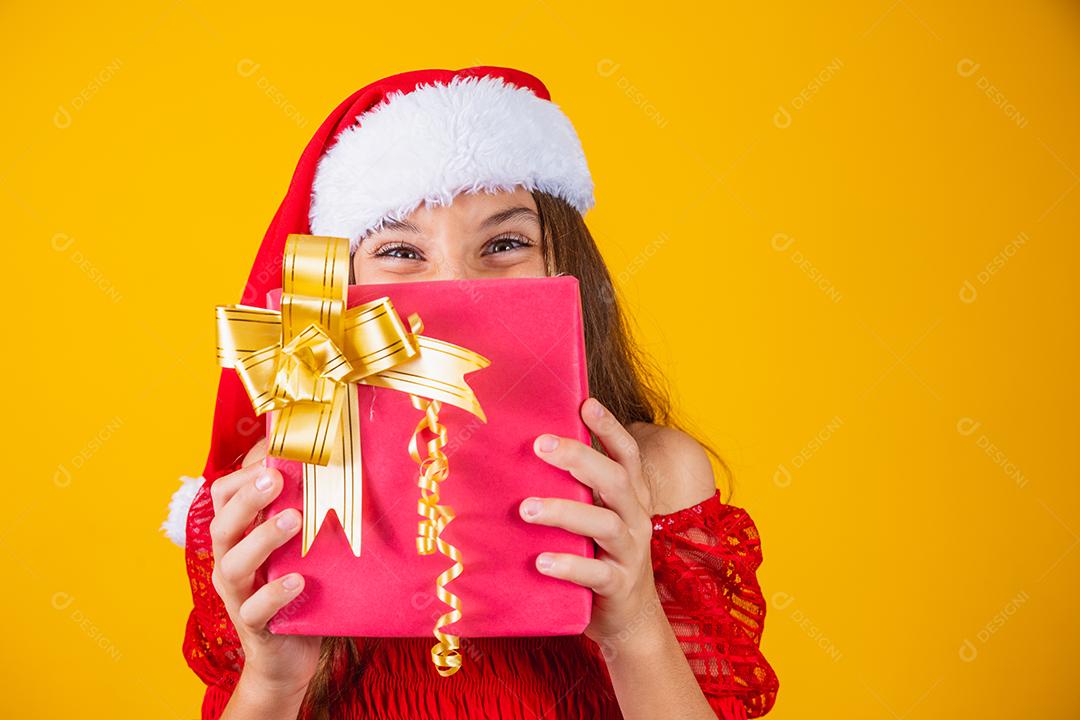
top-left (161, 475), bottom-right (205, 548)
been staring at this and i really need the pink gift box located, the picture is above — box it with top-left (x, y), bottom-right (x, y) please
top-left (262, 275), bottom-right (594, 637)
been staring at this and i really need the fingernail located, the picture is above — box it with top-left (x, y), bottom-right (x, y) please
top-left (282, 574), bottom-right (302, 591)
top-left (536, 554), bottom-right (555, 572)
top-left (255, 472), bottom-right (273, 492)
top-left (520, 497), bottom-right (542, 520)
top-left (537, 435), bottom-right (559, 453)
top-left (276, 511), bottom-right (300, 531)
top-left (588, 398), bottom-right (604, 418)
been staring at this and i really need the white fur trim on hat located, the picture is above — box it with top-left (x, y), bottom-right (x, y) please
top-left (162, 474), bottom-right (205, 548)
top-left (310, 75), bottom-right (595, 252)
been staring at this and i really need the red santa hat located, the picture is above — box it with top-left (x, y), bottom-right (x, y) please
top-left (163, 66), bottom-right (595, 545)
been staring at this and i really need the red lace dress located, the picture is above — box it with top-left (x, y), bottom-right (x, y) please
top-left (183, 460), bottom-right (779, 719)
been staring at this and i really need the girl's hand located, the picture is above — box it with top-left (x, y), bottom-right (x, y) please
top-left (209, 438), bottom-right (323, 701)
top-left (521, 397), bottom-right (661, 647)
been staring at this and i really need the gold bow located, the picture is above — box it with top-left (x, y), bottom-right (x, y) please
top-left (213, 232), bottom-right (490, 557)
top-left (215, 234), bottom-right (489, 675)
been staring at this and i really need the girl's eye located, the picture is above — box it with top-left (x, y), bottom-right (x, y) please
top-left (371, 235), bottom-right (533, 260)
top-left (373, 242), bottom-right (422, 260)
top-left (483, 234), bottom-right (533, 255)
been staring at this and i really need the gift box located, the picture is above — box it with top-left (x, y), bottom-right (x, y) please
top-left (252, 270), bottom-right (595, 641)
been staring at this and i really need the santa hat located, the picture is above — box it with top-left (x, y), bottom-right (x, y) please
top-left (163, 66), bottom-right (595, 545)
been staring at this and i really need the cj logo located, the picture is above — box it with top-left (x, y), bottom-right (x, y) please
top-left (53, 105), bottom-right (73, 130)
top-left (956, 417), bottom-right (982, 437)
top-left (237, 58), bottom-right (261, 78)
top-left (51, 232), bottom-right (75, 252)
top-left (773, 464), bottom-right (793, 488)
top-left (771, 591), bottom-right (794, 610)
top-left (773, 105), bottom-right (793, 129)
top-left (770, 233), bottom-right (795, 252)
top-left (596, 59), bottom-right (621, 78)
top-left (51, 592), bottom-right (75, 611)
top-left (956, 58), bottom-right (981, 78)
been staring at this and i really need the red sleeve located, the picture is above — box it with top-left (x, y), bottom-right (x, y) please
top-left (650, 490), bottom-right (780, 719)
top-left (182, 458), bottom-right (246, 719)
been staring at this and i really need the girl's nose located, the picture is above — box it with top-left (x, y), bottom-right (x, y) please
top-left (426, 254), bottom-right (473, 281)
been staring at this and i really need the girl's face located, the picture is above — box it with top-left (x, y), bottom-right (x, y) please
top-left (352, 187), bottom-right (547, 284)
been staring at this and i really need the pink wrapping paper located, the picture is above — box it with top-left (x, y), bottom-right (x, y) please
top-left (262, 275), bottom-right (594, 637)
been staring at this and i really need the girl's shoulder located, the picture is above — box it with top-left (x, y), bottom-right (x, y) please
top-left (625, 422), bottom-right (718, 516)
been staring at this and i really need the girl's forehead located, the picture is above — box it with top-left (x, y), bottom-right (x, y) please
top-left (373, 188), bottom-right (540, 232)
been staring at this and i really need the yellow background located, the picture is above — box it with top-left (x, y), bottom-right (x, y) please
top-left (3, 1), bottom-right (1077, 717)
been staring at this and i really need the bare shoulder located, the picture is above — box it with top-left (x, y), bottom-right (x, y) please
top-left (626, 422), bottom-right (718, 516)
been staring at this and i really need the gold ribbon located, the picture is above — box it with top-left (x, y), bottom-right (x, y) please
top-left (215, 234), bottom-right (488, 676)
top-left (409, 391), bottom-right (464, 675)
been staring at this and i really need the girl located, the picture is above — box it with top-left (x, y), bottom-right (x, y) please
top-left (166, 66), bottom-right (778, 719)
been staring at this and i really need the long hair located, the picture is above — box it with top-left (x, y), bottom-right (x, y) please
top-left (300, 190), bottom-right (731, 717)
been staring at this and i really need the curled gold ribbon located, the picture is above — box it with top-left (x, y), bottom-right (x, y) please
top-left (404, 313), bottom-right (465, 676)
top-left (409, 395), bottom-right (463, 676)
top-left (216, 234), bottom-right (489, 557)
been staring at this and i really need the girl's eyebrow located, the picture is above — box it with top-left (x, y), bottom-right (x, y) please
top-left (358, 207), bottom-right (537, 248)
top-left (480, 206), bottom-right (539, 229)
top-left (380, 218), bottom-right (423, 233)
top-left (356, 217), bottom-right (421, 249)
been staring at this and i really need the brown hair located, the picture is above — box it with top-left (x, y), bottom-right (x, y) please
top-left (300, 190), bottom-right (730, 717)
